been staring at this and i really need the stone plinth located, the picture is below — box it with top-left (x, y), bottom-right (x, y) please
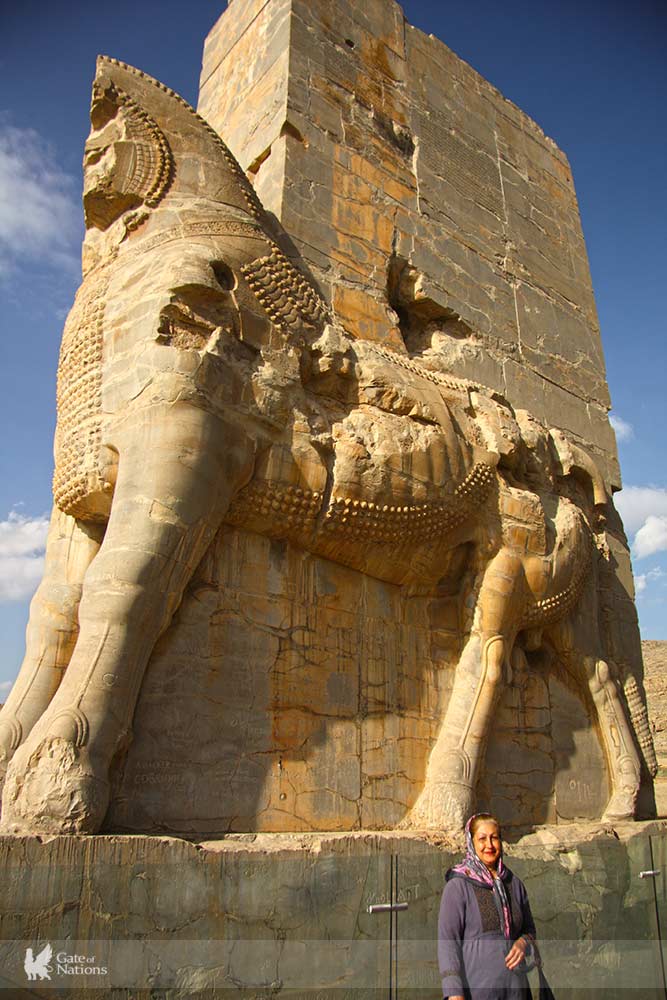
top-left (1, 824), bottom-right (667, 997)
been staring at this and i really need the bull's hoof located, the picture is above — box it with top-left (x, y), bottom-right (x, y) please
top-left (602, 788), bottom-right (637, 823)
top-left (0, 736), bottom-right (109, 834)
top-left (401, 781), bottom-right (475, 832)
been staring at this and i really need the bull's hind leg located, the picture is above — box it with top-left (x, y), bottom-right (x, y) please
top-left (0, 507), bottom-right (102, 794)
top-left (1, 402), bottom-right (254, 834)
top-left (548, 621), bottom-right (641, 821)
top-left (406, 549), bottom-right (523, 830)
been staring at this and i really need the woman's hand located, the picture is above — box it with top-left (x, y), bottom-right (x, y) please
top-left (505, 935), bottom-right (528, 970)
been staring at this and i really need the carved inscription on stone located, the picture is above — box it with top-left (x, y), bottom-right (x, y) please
top-left (415, 108), bottom-right (504, 220)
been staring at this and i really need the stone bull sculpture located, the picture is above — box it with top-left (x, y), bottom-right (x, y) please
top-left (0, 58), bottom-right (656, 834)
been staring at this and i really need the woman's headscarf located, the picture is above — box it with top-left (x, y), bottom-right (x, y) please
top-left (449, 814), bottom-right (512, 939)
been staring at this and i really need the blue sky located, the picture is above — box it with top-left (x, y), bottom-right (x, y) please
top-left (1, 0), bottom-right (665, 697)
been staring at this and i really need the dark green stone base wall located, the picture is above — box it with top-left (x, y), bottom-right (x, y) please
top-left (1, 823), bottom-right (666, 997)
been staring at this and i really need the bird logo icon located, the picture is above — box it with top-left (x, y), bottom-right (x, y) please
top-left (24, 944), bottom-right (53, 981)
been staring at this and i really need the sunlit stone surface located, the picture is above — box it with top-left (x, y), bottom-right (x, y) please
top-left (0, 0), bottom-right (654, 837)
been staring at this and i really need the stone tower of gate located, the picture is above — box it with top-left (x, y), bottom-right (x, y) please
top-left (192, 0), bottom-right (650, 826)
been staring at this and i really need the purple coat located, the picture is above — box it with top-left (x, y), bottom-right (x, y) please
top-left (438, 867), bottom-right (536, 999)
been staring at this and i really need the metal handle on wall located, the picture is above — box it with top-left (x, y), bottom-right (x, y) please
top-left (639, 870), bottom-right (662, 878)
top-left (367, 901), bottom-right (409, 914)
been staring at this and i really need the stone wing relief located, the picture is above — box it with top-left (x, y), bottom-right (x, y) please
top-left (0, 57), bottom-right (656, 835)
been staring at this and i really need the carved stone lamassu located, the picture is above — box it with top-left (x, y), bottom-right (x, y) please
top-left (0, 54), bottom-right (655, 835)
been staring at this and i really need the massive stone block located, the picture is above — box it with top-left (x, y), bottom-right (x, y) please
top-left (0, 0), bottom-right (654, 837)
top-left (198, 0), bottom-right (615, 485)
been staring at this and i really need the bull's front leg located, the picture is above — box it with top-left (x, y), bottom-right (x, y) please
top-left (405, 549), bottom-right (522, 831)
top-left (592, 658), bottom-right (641, 821)
top-left (1, 401), bottom-right (254, 834)
top-left (0, 508), bottom-right (103, 795)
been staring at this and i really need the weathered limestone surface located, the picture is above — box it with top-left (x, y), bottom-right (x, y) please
top-left (643, 641), bottom-right (667, 762)
top-left (0, 0), bottom-right (654, 839)
top-left (1, 825), bottom-right (667, 997)
top-left (643, 640), bottom-right (667, 816)
top-left (198, 0), bottom-right (617, 488)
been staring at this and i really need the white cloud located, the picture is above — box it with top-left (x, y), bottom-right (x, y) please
top-left (0, 511), bottom-right (49, 602)
top-left (634, 515), bottom-right (667, 560)
top-left (615, 486), bottom-right (667, 537)
top-left (0, 119), bottom-right (81, 277)
top-left (0, 680), bottom-right (12, 697)
top-left (636, 567), bottom-right (665, 596)
top-left (609, 414), bottom-right (634, 442)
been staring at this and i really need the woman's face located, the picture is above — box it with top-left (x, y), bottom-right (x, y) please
top-left (473, 821), bottom-right (501, 871)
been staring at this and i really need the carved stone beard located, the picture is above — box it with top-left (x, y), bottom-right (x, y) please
top-left (83, 138), bottom-right (144, 230)
top-left (82, 84), bottom-right (173, 233)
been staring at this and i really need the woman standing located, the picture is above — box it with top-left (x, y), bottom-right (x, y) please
top-left (438, 813), bottom-right (536, 999)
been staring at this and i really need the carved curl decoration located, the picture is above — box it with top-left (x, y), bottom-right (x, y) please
top-left (113, 86), bottom-right (173, 208)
